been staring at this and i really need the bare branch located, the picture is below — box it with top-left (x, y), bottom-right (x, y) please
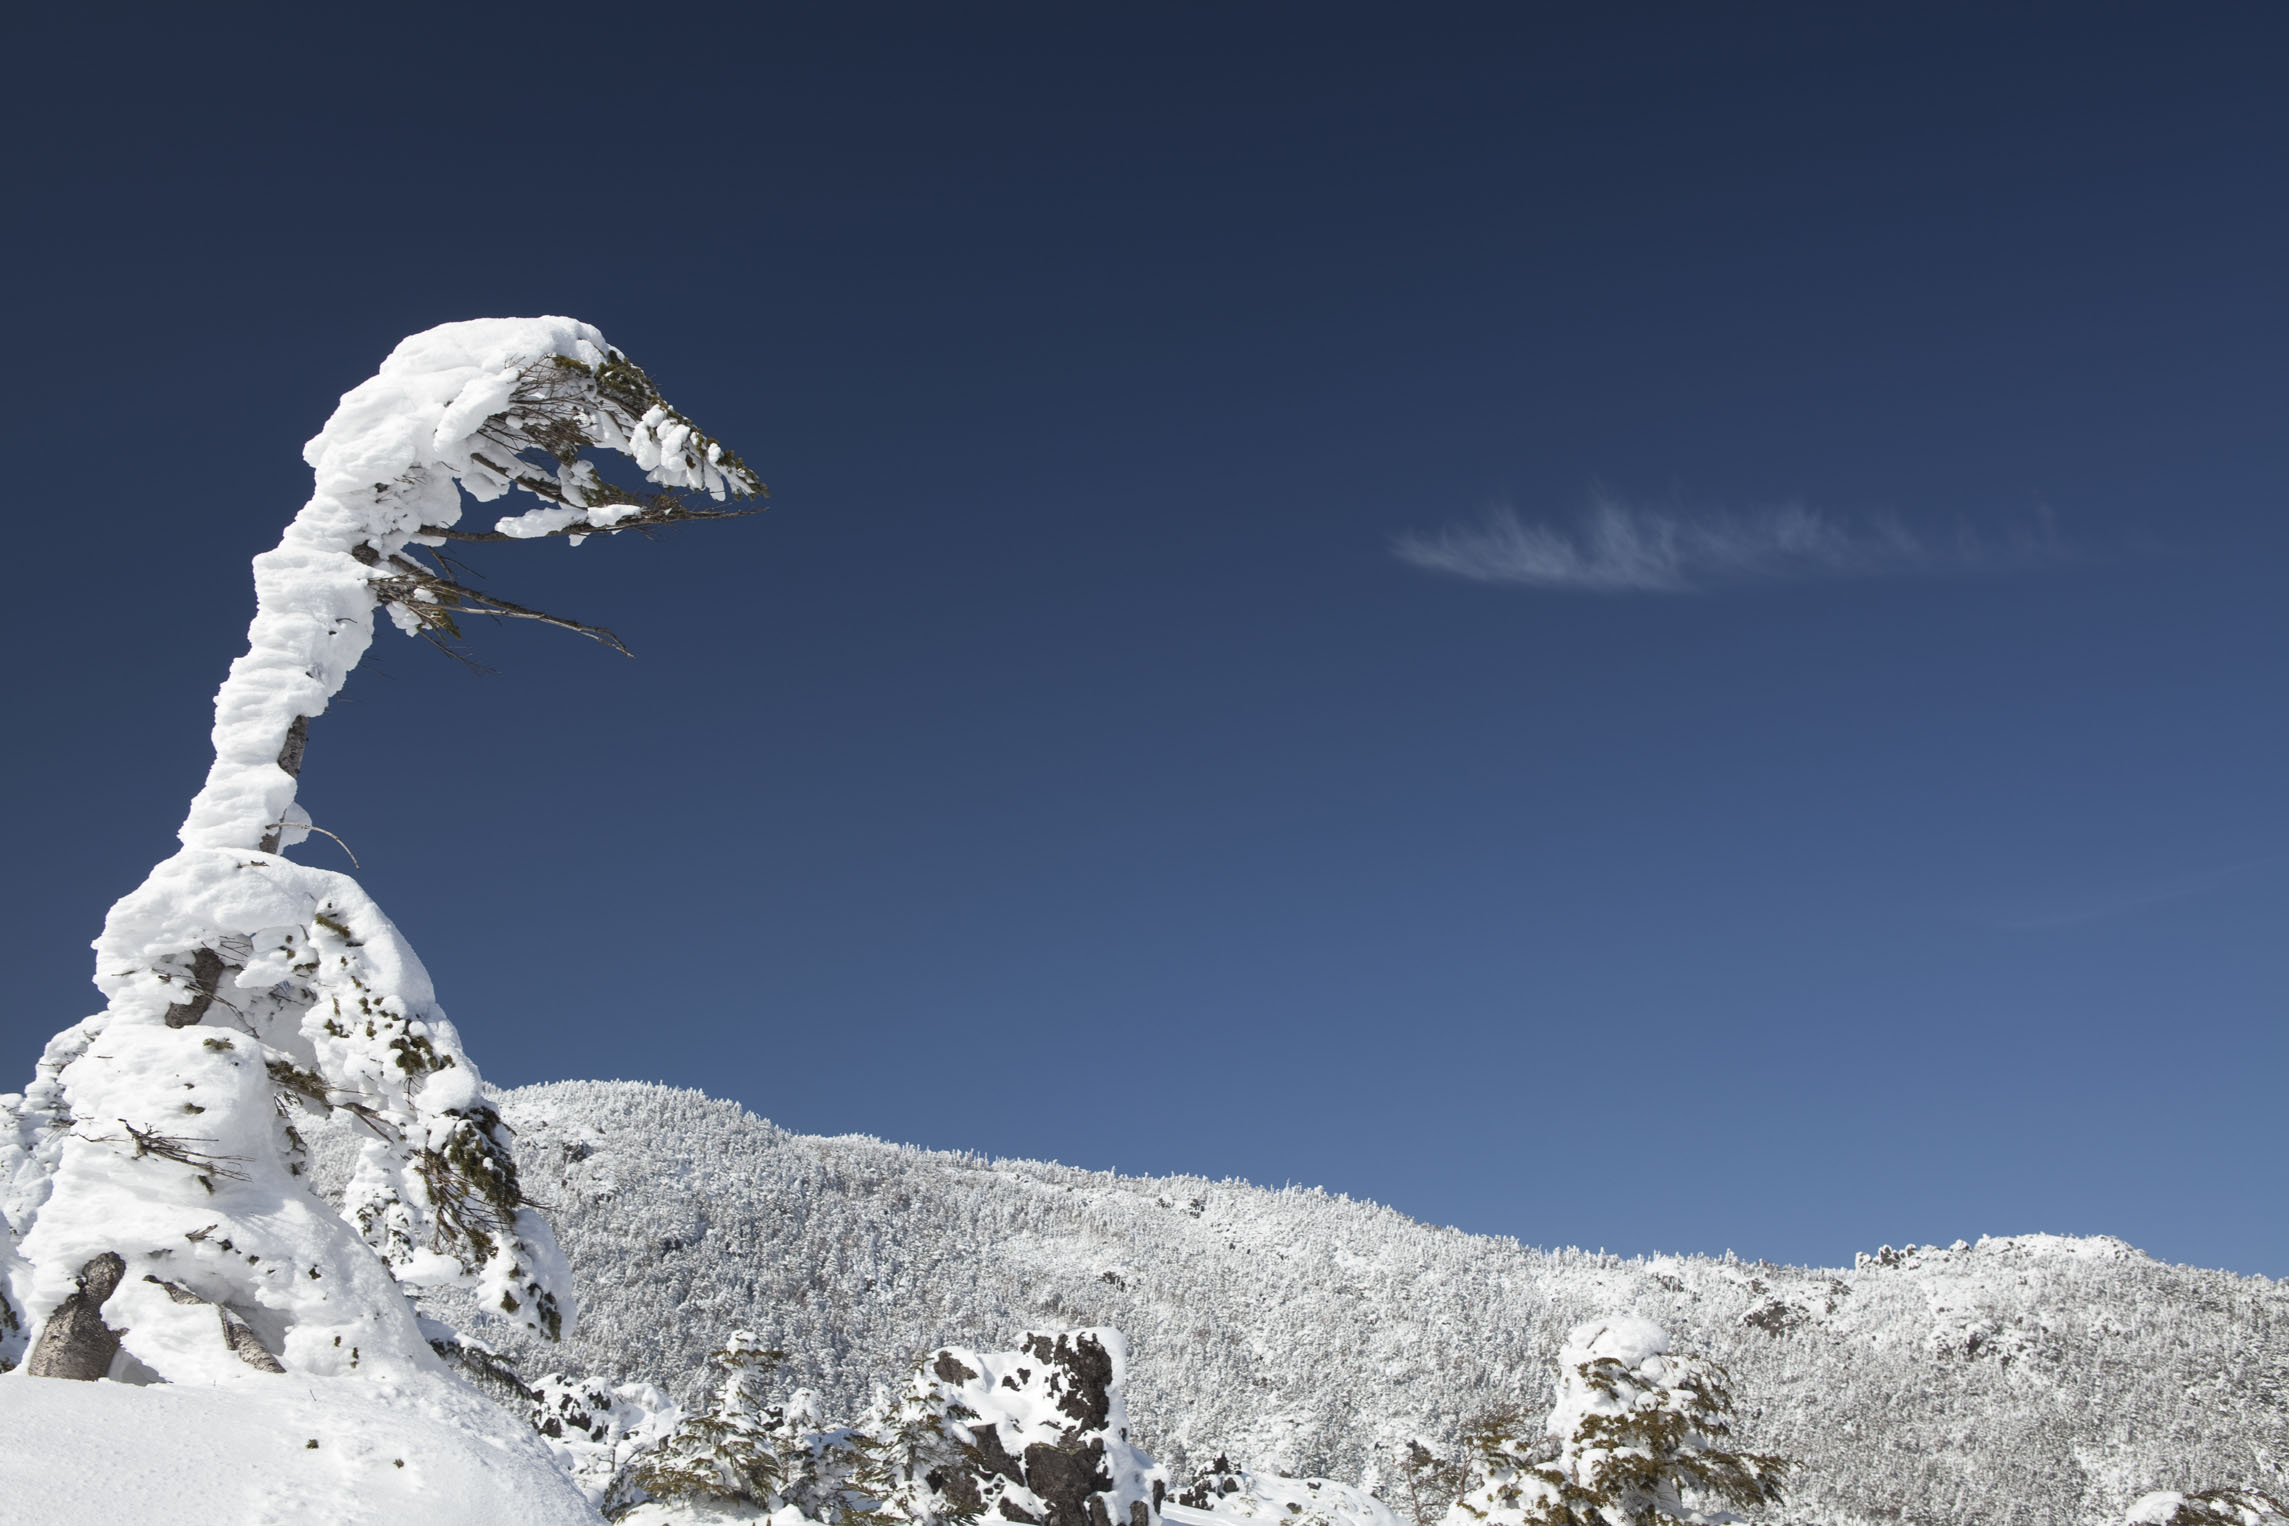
top-left (359, 547), bottom-right (634, 658)
top-left (263, 822), bottom-right (360, 867)
top-left (79, 1121), bottom-right (252, 1183)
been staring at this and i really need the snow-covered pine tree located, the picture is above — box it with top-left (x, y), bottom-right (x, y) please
top-left (1445, 1317), bottom-right (1788, 1526)
top-left (2125, 1490), bottom-right (2289, 1526)
top-left (866, 1347), bottom-right (988, 1526)
top-left (1391, 1437), bottom-right (1475, 1526)
top-left (608, 1330), bottom-right (893, 1524)
top-left (612, 1331), bottom-right (798, 1517)
top-left (0, 318), bottom-right (762, 1384)
top-left (761, 1386), bottom-right (887, 1526)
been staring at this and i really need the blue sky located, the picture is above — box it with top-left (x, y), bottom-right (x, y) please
top-left (4, 4), bottom-right (2283, 1275)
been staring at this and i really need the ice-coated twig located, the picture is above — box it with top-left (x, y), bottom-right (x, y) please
top-left (262, 822), bottom-right (360, 868)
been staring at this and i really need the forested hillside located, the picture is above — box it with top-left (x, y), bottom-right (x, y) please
top-left (339, 1082), bottom-right (2287, 1526)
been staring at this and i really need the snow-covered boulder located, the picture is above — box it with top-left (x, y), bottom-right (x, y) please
top-left (885, 1328), bottom-right (1167, 1526)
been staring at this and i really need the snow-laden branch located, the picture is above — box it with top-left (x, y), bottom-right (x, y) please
top-left (181, 317), bottom-right (763, 854)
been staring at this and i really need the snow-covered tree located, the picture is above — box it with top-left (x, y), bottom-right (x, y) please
top-left (1390, 1438), bottom-right (1475, 1526)
top-left (2126, 1490), bottom-right (2289, 1526)
top-left (764, 1386), bottom-right (888, 1525)
top-left (1446, 1317), bottom-right (1788, 1526)
top-left (865, 1348), bottom-right (987, 1526)
top-left (606, 1332), bottom-right (888, 1521)
top-left (0, 317), bottom-right (762, 1384)
top-left (611, 1331), bottom-right (802, 1516)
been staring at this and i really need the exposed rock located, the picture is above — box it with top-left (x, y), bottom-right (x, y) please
top-left (902, 1329), bottom-right (1162, 1526)
top-left (139, 1272), bottom-right (284, 1371)
top-left (1024, 1434), bottom-right (1115, 1526)
top-left (219, 1309), bottom-right (286, 1373)
top-left (25, 1252), bottom-right (126, 1380)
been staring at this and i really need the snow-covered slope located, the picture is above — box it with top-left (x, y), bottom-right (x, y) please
top-left (0, 1367), bottom-right (598, 1525)
top-left (370, 1081), bottom-right (2287, 1526)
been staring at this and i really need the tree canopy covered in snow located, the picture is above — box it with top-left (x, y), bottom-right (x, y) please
top-left (391, 1081), bottom-right (2288, 1526)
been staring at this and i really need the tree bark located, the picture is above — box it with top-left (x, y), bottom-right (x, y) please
top-left (163, 946), bottom-right (228, 1028)
top-left (256, 715), bottom-right (311, 855)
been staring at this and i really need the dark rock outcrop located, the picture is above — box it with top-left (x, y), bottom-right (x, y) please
top-left (25, 1252), bottom-right (126, 1380)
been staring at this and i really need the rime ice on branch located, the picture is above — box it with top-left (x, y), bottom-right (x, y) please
top-left (0, 318), bottom-right (763, 1382)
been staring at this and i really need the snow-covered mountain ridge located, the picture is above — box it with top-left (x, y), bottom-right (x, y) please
top-left (392, 1081), bottom-right (2287, 1526)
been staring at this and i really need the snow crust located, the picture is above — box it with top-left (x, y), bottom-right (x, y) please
top-left (1545, 1316), bottom-right (1675, 1455)
top-left (1557, 1314), bottom-right (1669, 1372)
top-left (0, 1368), bottom-right (599, 1524)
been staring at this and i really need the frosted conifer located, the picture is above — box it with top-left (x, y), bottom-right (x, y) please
top-left (614, 1331), bottom-right (795, 1514)
top-left (1392, 1438), bottom-right (1474, 1526)
top-left (0, 318), bottom-right (762, 1384)
top-left (605, 1330), bottom-right (883, 1522)
top-left (764, 1386), bottom-right (888, 1526)
top-left (1446, 1317), bottom-right (1788, 1526)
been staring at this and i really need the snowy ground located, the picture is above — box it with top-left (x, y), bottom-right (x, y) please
top-left (0, 1369), bottom-right (600, 1525)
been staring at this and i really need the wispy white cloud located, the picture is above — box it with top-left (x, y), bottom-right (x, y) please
top-left (1972, 860), bottom-right (2271, 931)
top-left (1393, 496), bottom-right (2058, 593)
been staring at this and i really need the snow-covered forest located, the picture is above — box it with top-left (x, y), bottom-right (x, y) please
top-left (367, 1079), bottom-right (2289, 1526)
top-left (0, 318), bottom-right (2281, 1526)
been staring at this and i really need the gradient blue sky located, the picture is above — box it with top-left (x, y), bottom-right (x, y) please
top-left (5, 5), bottom-right (2283, 1275)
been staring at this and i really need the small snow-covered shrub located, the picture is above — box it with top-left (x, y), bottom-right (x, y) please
top-left (1445, 1317), bottom-right (1788, 1526)
top-left (613, 1332), bottom-right (813, 1516)
top-left (1387, 1439), bottom-right (1474, 1526)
